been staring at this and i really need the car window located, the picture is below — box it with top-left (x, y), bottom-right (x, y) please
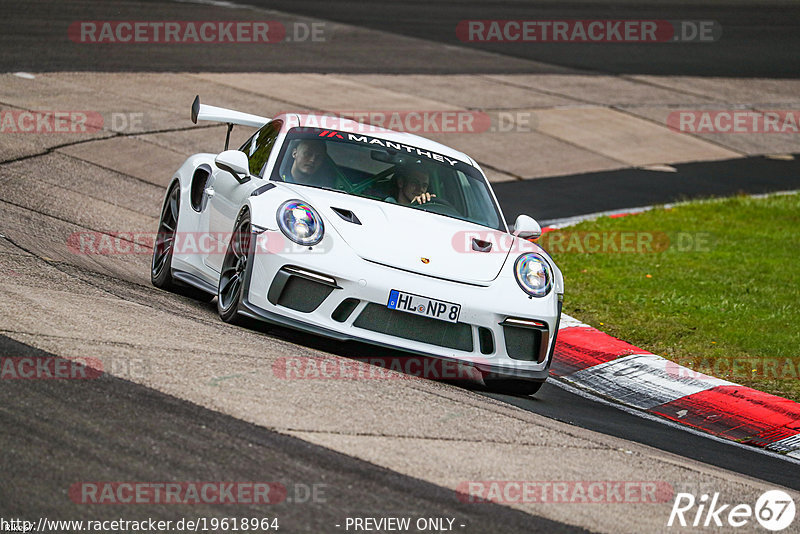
top-left (457, 171), bottom-right (501, 228)
top-left (239, 120), bottom-right (282, 176)
top-left (270, 127), bottom-right (504, 231)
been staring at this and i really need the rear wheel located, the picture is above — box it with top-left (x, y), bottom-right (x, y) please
top-left (483, 378), bottom-right (544, 396)
top-left (151, 182), bottom-right (214, 302)
top-left (217, 210), bottom-right (252, 324)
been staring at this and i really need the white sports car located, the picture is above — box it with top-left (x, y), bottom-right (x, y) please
top-left (151, 97), bottom-right (563, 395)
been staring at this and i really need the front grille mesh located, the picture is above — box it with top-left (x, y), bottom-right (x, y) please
top-left (353, 303), bottom-right (473, 352)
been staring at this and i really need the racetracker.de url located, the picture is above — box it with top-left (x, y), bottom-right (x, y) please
top-left (0, 517), bottom-right (279, 533)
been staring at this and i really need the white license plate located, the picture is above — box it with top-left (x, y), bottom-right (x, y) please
top-left (387, 290), bottom-right (461, 323)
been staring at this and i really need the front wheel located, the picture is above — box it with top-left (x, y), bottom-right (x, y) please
top-left (217, 210), bottom-right (252, 324)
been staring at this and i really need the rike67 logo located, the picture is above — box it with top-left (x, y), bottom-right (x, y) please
top-left (668, 490), bottom-right (796, 531)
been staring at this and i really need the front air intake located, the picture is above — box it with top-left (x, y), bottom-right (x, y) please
top-left (331, 298), bottom-right (360, 322)
top-left (267, 266), bottom-right (337, 313)
top-left (501, 318), bottom-right (549, 362)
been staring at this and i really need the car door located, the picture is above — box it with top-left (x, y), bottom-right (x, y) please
top-left (205, 119), bottom-right (282, 272)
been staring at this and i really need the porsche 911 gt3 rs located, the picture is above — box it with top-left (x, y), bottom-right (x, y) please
top-left (151, 96), bottom-right (563, 395)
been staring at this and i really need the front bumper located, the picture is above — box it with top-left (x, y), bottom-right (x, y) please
top-left (239, 230), bottom-right (562, 381)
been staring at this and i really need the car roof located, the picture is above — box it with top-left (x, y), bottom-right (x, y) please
top-left (277, 113), bottom-right (477, 167)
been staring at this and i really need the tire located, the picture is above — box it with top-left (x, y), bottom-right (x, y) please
top-left (483, 378), bottom-right (544, 396)
top-left (151, 181), bottom-right (214, 302)
top-left (217, 210), bottom-right (252, 325)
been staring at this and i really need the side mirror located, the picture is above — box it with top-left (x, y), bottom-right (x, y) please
top-left (512, 214), bottom-right (542, 240)
top-left (215, 150), bottom-right (251, 183)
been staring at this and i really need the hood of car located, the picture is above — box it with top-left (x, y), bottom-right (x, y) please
top-left (284, 186), bottom-right (512, 284)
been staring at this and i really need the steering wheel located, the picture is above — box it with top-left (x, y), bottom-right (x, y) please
top-left (413, 196), bottom-right (460, 216)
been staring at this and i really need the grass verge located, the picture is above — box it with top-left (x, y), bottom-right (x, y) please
top-left (542, 192), bottom-right (799, 402)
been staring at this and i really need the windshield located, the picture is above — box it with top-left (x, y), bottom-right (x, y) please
top-left (269, 127), bottom-right (505, 231)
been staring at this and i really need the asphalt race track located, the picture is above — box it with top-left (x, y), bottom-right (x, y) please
top-left (253, 0), bottom-right (800, 77)
top-left (494, 154), bottom-right (800, 224)
top-left (1, 1), bottom-right (799, 532)
top-left (0, 335), bottom-right (582, 533)
top-left (4, 0), bottom-right (800, 76)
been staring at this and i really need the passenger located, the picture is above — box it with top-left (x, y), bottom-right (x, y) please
top-left (283, 139), bottom-right (330, 186)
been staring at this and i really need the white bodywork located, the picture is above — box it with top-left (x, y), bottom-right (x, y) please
top-left (161, 100), bottom-right (564, 382)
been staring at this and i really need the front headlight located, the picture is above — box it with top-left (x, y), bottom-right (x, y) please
top-left (514, 253), bottom-right (552, 297)
top-left (277, 200), bottom-right (324, 246)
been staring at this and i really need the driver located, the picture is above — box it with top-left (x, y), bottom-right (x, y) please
top-left (283, 139), bottom-right (330, 186)
top-left (386, 164), bottom-right (436, 206)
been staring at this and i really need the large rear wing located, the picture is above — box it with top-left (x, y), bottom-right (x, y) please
top-left (191, 95), bottom-right (270, 149)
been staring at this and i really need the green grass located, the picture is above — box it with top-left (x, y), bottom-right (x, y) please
top-left (543, 192), bottom-right (800, 401)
